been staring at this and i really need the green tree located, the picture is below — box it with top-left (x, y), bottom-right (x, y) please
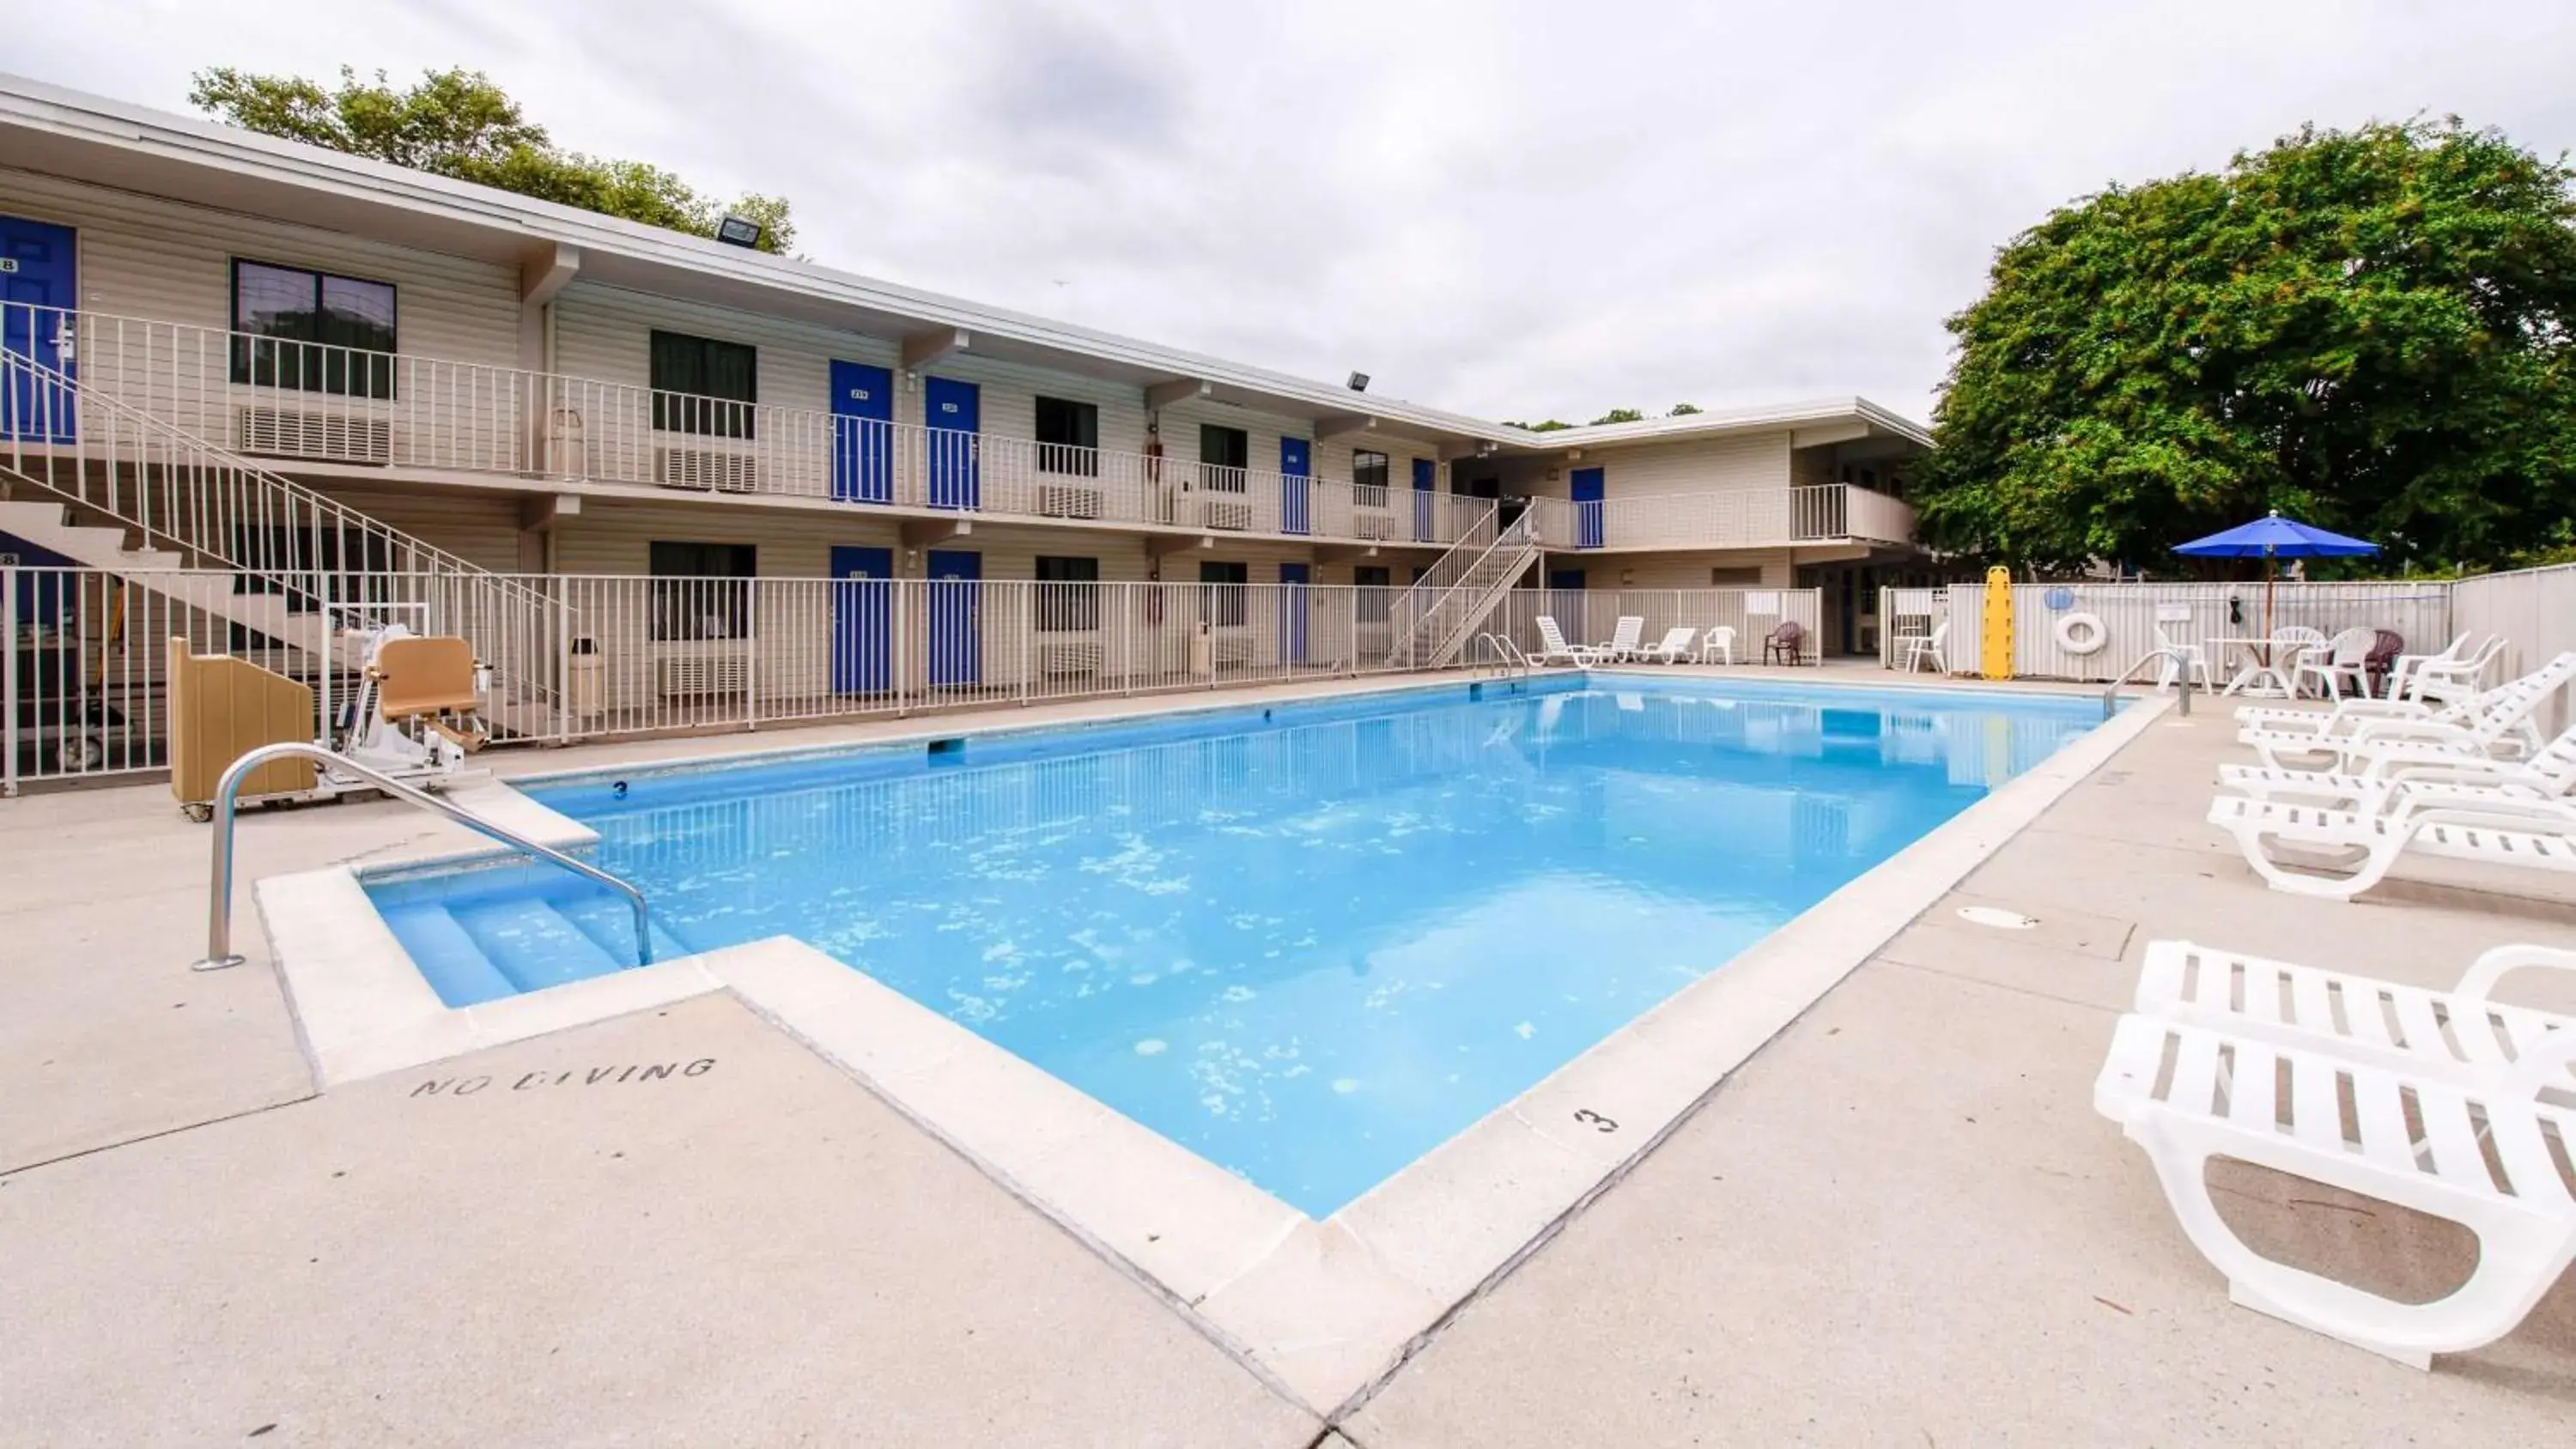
top-left (1915, 119), bottom-right (2576, 574)
top-left (1589, 407), bottom-right (1645, 426)
top-left (190, 66), bottom-right (797, 255)
top-left (1668, 403), bottom-right (1703, 416)
top-left (1504, 418), bottom-right (1574, 432)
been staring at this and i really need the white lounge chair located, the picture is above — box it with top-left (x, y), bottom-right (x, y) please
top-left (2207, 791), bottom-right (2576, 900)
top-left (1637, 626), bottom-right (1698, 664)
top-left (2218, 722), bottom-right (2576, 806)
top-left (1594, 615), bottom-right (1645, 663)
top-left (2096, 1011), bottom-right (2576, 1367)
top-left (2293, 626), bottom-right (2378, 701)
top-left (1534, 616), bottom-right (1595, 668)
top-left (1699, 626), bottom-right (1736, 665)
top-left (2239, 652), bottom-right (2576, 771)
top-left (2131, 938), bottom-right (2576, 1099)
top-left (1900, 621), bottom-right (1949, 675)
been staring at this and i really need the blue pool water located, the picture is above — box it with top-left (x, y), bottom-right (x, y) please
top-left (368, 676), bottom-right (2105, 1216)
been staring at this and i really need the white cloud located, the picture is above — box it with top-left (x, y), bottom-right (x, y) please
top-left (10, 0), bottom-right (2574, 424)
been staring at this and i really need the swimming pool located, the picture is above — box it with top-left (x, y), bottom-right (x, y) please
top-left (367, 676), bottom-right (2108, 1216)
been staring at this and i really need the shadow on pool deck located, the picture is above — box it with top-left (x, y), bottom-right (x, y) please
top-left (2, 673), bottom-right (2573, 1445)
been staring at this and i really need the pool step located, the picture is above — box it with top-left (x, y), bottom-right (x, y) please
top-left (447, 894), bottom-right (629, 995)
top-left (551, 891), bottom-right (696, 967)
top-left (378, 900), bottom-right (519, 1008)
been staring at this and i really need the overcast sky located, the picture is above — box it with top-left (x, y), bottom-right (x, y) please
top-left (12, 1), bottom-right (2576, 425)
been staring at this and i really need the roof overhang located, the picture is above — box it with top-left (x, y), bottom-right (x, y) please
top-left (1498, 397), bottom-right (1932, 453)
top-left (0, 74), bottom-right (1520, 450)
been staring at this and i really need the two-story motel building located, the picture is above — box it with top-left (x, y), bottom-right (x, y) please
top-left (0, 73), bottom-right (1933, 775)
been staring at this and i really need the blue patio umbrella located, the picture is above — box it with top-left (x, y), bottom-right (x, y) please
top-left (2173, 509), bottom-right (2380, 638)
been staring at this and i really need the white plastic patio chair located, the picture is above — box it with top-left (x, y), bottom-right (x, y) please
top-left (2154, 622), bottom-right (2213, 694)
top-left (1698, 626), bottom-right (1736, 665)
top-left (2096, 1011), bottom-right (2576, 1367)
top-left (1637, 626), bottom-right (1698, 664)
top-left (2270, 626), bottom-right (2330, 696)
top-left (1594, 615), bottom-right (1644, 663)
top-left (2387, 632), bottom-right (2472, 700)
top-left (2293, 626), bottom-right (2377, 700)
top-left (2403, 635), bottom-right (2508, 706)
top-left (2130, 938), bottom-right (2576, 1099)
top-left (1533, 615), bottom-right (1595, 669)
top-left (2206, 788), bottom-right (2576, 900)
top-left (1900, 621), bottom-right (1949, 675)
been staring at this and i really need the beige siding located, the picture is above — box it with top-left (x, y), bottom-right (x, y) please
top-left (305, 482), bottom-right (531, 572)
top-left (3, 167), bottom-right (522, 366)
top-left (1540, 549), bottom-right (1798, 589)
top-left (1157, 397), bottom-right (1313, 475)
top-left (1516, 432), bottom-right (1790, 501)
top-left (552, 282), bottom-right (875, 419)
top-left (1789, 445), bottom-right (1837, 490)
top-left (552, 282), bottom-right (1159, 456)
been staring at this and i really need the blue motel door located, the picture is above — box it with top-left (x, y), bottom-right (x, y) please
top-left (1279, 437), bottom-right (1310, 535)
top-left (1279, 561), bottom-right (1309, 663)
top-left (829, 545), bottom-right (892, 693)
top-left (1571, 467), bottom-right (1605, 549)
top-left (829, 361), bottom-right (894, 502)
top-left (925, 377), bottom-right (981, 509)
top-left (927, 549), bottom-right (981, 686)
top-left (1412, 458), bottom-right (1437, 541)
top-left (1, 215), bottom-right (78, 443)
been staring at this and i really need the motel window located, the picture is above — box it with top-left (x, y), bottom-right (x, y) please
top-left (648, 540), bottom-right (756, 641)
top-left (228, 260), bottom-right (398, 399)
top-left (1199, 425), bottom-right (1249, 491)
top-left (1710, 567), bottom-right (1763, 586)
top-left (1355, 563), bottom-right (1392, 623)
top-left (1352, 450), bottom-right (1389, 507)
top-left (1035, 397), bottom-right (1100, 476)
top-left (1035, 555), bottom-right (1101, 632)
top-left (1200, 559), bottom-right (1248, 627)
top-left (649, 330), bottom-right (758, 439)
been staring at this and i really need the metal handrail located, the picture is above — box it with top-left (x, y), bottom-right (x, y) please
top-left (1475, 632), bottom-right (1533, 680)
top-left (191, 742), bottom-right (653, 973)
top-left (2103, 647), bottom-right (2197, 720)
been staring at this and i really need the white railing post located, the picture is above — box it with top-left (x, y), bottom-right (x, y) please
top-left (2, 566), bottom-right (16, 797)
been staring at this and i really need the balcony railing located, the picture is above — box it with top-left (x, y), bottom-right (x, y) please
top-left (1523, 483), bottom-right (1917, 551)
top-left (7, 305), bottom-right (1492, 549)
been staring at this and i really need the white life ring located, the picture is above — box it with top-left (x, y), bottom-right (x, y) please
top-left (2053, 610), bottom-right (2108, 656)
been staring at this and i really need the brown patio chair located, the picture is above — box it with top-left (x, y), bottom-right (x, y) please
top-left (1763, 620), bottom-right (1807, 666)
top-left (2362, 629), bottom-right (2404, 698)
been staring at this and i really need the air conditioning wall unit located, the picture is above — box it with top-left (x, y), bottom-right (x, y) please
top-left (1038, 639), bottom-right (1105, 677)
top-left (1209, 632), bottom-right (1254, 666)
top-left (1204, 500), bottom-right (1254, 531)
top-left (656, 446), bottom-right (759, 494)
top-left (1038, 484), bottom-right (1103, 519)
top-left (1354, 513), bottom-right (1394, 541)
top-left (235, 406), bottom-right (392, 464)
top-left (655, 652), bottom-right (750, 698)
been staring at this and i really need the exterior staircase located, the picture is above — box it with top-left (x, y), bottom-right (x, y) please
top-left (0, 345), bottom-right (563, 736)
top-left (1385, 509), bottom-right (1542, 670)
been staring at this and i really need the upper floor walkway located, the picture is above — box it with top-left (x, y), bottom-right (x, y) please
top-left (3, 301), bottom-right (1916, 556)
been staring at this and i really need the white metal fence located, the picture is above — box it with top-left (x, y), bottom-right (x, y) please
top-left (1879, 580), bottom-right (2455, 684)
top-left (0, 566), bottom-right (1838, 791)
top-left (1476, 587), bottom-right (1826, 664)
top-left (2451, 561), bottom-right (2576, 736)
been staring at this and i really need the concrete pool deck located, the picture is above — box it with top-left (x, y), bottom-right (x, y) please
top-left (4, 663), bottom-right (2573, 1445)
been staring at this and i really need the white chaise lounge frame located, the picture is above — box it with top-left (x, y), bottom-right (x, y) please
top-left (2097, 1012), bottom-right (2576, 1367)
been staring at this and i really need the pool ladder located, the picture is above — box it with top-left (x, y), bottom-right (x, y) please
top-left (1474, 633), bottom-right (1534, 682)
top-left (191, 741), bottom-right (654, 973)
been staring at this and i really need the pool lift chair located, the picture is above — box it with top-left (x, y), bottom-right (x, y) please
top-left (338, 623), bottom-right (492, 786)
